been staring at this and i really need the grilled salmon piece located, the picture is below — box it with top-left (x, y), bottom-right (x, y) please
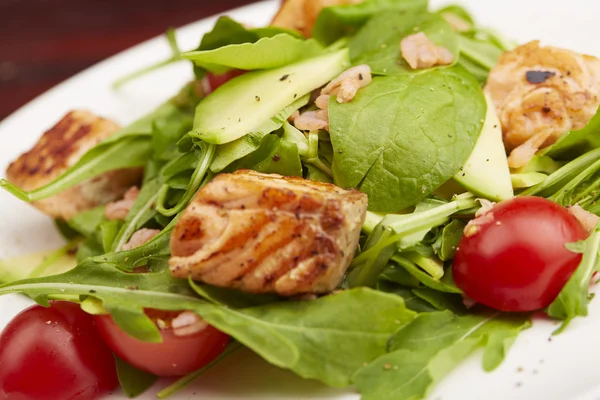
top-left (5, 110), bottom-right (143, 220)
top-left (169, 170), bottom-right (368, 296)
top-left (484, 41), bottom-right (600, 168)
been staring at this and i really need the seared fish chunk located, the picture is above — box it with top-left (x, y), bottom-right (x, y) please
top-left (484, 41), bottom-right (600, 168)
top-left (169, 170), bottom-right (368, 296)
top-left (6, 110), bottom-right (143, 220)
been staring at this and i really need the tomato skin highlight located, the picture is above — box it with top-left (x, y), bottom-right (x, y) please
top-left (0, 301), bottom-right (118, 400)
top-left (94, 313), bottom-right (230, 377)
top-left (452, 197), bottom-right (589, 312)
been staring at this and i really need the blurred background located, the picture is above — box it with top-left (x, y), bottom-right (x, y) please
top-left (0, 0), bottom-right (261, 120)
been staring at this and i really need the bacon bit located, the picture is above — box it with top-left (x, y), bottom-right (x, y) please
top-left (172, 311), bottom-right (208, 337)
top-left (321, 65), bottom-right (372, 104)
top-left (293, 109), bottom-right (329, 132)
top-left (104, 186), bottom-right (140, 220)
top-left (400, 32), bottom-right (454, 70)
top-left (464, 201), bottom-right (496, 238)
top-left (288, 110), bottom-right (300, 122)
top-left (315, 94), bottom-right (330, 110)
top-left (568, 204), bottom-right (599, 233)
top-left (476, 199), bottom-right (496, 217)
top-left (462, 295), bottom-right (477, 308)
top-left (591, 271), bottom-right (600, 286)
top-left (122, 228), bottom-right (160, 250)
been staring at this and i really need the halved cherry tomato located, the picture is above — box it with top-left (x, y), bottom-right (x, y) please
top-left (95, 310), bottom-right (230, 377)
top-left (0, 301), bottom-right (118, 400)
top-left (205, 69), bottom-right (246, 93)
top-left (452, 196), bottom-right (589, 312)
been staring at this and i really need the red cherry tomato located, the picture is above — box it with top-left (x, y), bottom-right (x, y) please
top-left (206, 69), bottom-right (245, 93)
top-left (0, 301), bottom-right (118, 400)
top-left (452, 197), bottom-right (589, 312)
top-left (95, 310), bottom-right (230, 377)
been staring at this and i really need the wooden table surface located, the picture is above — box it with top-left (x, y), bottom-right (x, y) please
top-left (0, 0), bottom-right (262, 121)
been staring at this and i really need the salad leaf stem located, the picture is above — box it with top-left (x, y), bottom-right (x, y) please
top-left (353, 194), bottom-right (476, 266)
top-left (520, 147), bottom-right (600, 197)
top-left (111, 178), bottom-right (163, 252)
top-left (113, 29), bottom-right (182, 89)
top-left (156, 342), bottom-right (243, 399)
top-left (156, 143), bottom-right (216, 217)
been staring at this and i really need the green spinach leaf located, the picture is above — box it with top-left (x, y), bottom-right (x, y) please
top-left (312, 0), bottom-right (429, 45)
top-left (350, 11), bottom-right (458, 75)
top-left (329, 66), bottom-right (485, 212)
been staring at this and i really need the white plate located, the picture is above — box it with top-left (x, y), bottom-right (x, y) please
top-left (1, 1), bottom-right (600, 399)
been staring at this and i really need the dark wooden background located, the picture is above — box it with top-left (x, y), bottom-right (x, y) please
top-left (0, 0), bottom-right (262, 121)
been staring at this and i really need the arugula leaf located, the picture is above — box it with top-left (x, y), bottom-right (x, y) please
top-left (111, 177), bottom-right (163, 252)
top-left (183, 34), bottom-right (323, 74)
top-left (156, 143), bottom-right (216, 217)
top-left (350, 11), bottom-right (458, 75)
top-left (0, 137), bottom-right (150, 203)
top-left (392, 254), bottom-right (462, 293)
top-left (541, 106), bottom-right (600, 160)
top-left (196, 289), bottom-right (417, 387)
top-left (353, 310), bottom-right (531, 400)
top-left (0, 263), bottom-right (417, 389)
top-left (312, 0), bottom-right (429, 45)
top-left (547, 221), bottom-right (600, 331)
top-left (432, 219), bottom-right (466, 261)
top-left (521, 147), bottom-right (600, 198)
top-left (348, 194), bottom-right (477, 287)
top-left (329, 66), bottom-right (486, 212)
top-left (114, 355), bottom-right (157, 398)
top-left (0, 100), bottom-right (184, 202)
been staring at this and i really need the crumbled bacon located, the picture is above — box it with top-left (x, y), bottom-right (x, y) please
top-left (293, 109), bottom-right (329, 132)
top-left (321, 65), bottom-right (372, 104)
top-left (122, 228), bottom-right (160, 251)
top-left (104, 186), bottom-right (140, 220)
top-left (568, 204), bottom-right (599, 233)
top-left (400, 32), bottom-right (454, 70)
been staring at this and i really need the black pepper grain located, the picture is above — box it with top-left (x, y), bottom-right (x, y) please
top-left (272, 154), bottom-right (281, 161)
top-left (526, 70), bottom-right (556, 84)
top-left (280, 74), bottom-right (289, 81)
top-left (542, 106), bottom-right (551, 113)
top-left (255, 96), bottom-right (261, 102)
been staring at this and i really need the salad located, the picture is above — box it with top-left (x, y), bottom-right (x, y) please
top-left (1, 0), bottom-right (600, 399)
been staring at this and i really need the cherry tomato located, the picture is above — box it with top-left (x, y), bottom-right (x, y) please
top-left (452, 196), bottom-right (589, 312)
top-left (95, 310), bottom-right (230, 377)
top-left (206, 69), bottom-right (245, 93)
top-left (0, 301), bottom-right (118, 400)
